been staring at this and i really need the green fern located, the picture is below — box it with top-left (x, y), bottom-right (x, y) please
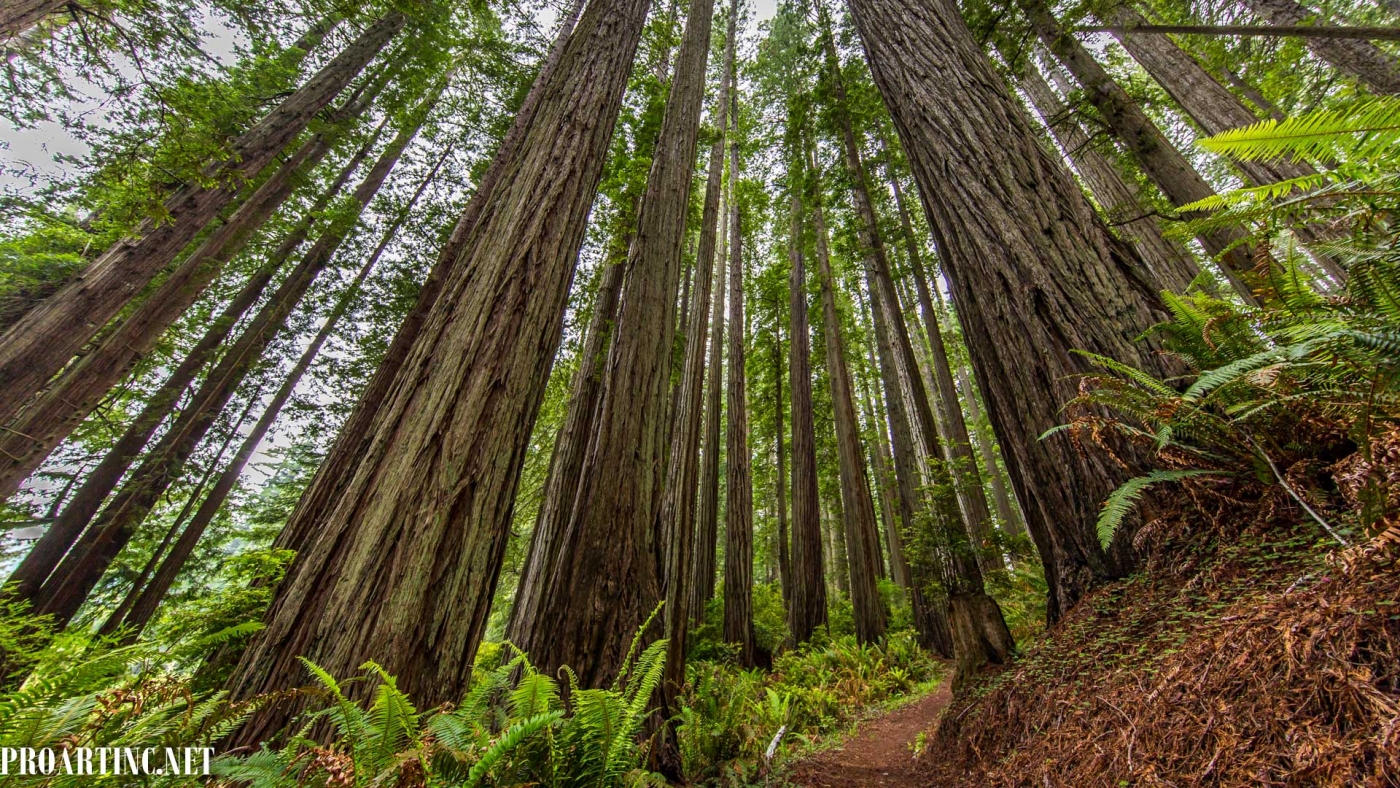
top-left (1196, 96), bottom-right (1400, 163)
top-left (1097, 470), bottom-right (1226, 548)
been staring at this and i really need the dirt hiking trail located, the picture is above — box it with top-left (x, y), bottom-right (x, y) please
top-left (786, 680), bottom-right (953, 787)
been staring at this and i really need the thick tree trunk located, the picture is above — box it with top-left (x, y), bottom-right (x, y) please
top-left (785, 182), bottom-right (827, 643)
top-left (2, 126), bottom-right (383, 603)
top-left (30, 109), bottom-right (424, 631)
top-left (722, 92), bottom-right (756, 664)
top-left (810, 175), bottom-right (885, 645)
top-left (505, 257), bottom-right (626, 654)
top-left (0, 12), bottom-right (405, 430)
top-left (264, 1), bottom-right (589, 568)
top-left (692, 173), bottom-right (729, 624)
top-left (107, 153), bottom-right (446, 642)
top-left (517, 0), bottom-right (714, 690)
top-left (1017, 63), bottom-right (1200, 293)
top-left (0, 88), bottom-right (377, 502)
top-left (225, 0), bottom-right (650, 743)
top-left (1245, 0), bottom-right (1400, 92)
top-left (1021, 0), bottom-right (1259, 299)
top-left (845, 0), bottom-right (1176, 622)
top-left (655, 4), bottom-right (732, 752)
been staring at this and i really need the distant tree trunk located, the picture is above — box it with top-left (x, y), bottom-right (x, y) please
top-left (957, 364), bottom-right (1025, 541)
top-left (878, 139), bottom-right (1030, 546)
top-left (238, 0), bottom-right (586, 569)
top-left (30, 107), bottom-right (426, 631)
top-left (773, 332), bottom-right (791, 605)
top-left (1216, 65), bottom-right (1286, 120)
top-left (1016, 62), bottom-right (1200, 293)
top-left (809, 170), bottom-right (885, 645)
top-left (98, 397), bottom-right (256, 637)
top-left (1019, 0), bottom-right (1258, 299)
top-left (0, 12), bottom-right (405, 431)
top-left (861, 264), bottom-right (952, 656)
top-left (858, 351), bottom-right (905, 587)
top-left (815, 14), bottom-right (1001, 578)
top-left (529, 0), bottom-right (715, 689)
top-left (785, 171), bottom-right (827, 644)
top-left (506, 257), bottom-right (625, 654)
top-left (692, 171), bottom-right (730, 625)
top-left (105, 152), bottom-right (447, 642)
top-left (846, 0), bottom-right (1179, 622)
top-left (1107, 7), bottom-right (1345, 281)
top-left (722, 89), bottom-right (756, 664)
top-left (1245, 0), bottom-right (1400, 92)
top-left (225, 0), bottom-right (651, 744)
top-left (0, 87), bottom-right (378, 503)
top-left (2, 124), bottom-right (384, 603)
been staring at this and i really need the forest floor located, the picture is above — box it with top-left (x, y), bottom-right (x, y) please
top-left (783, 680), bottom-right (953, 787)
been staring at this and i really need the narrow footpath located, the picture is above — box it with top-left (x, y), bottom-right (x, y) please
top-left (786, 680), bottom-right (953, 787)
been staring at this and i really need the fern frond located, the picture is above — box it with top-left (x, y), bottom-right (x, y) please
top-left (1197, 96), bottom-right (1400, 163)
top-left (1097, 470), bottom-right (1227, 548)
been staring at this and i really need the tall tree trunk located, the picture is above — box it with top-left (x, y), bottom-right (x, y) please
top-left (655, 3), bottom-right (733, 757)
top-left (856, 334), bottom-right (905, 588)
top-left (878, 138), bottom-right (1032, 547)
top-left (225, 0), bottom-right (650, 744)
top-left (1016, 62), bottom-right (1200, 293)
top-left (2, 124), bottom-right (384, 603)
top-left (957, 364), bottom-right (1025, 541)
top-left (722, 86), bottom-right (756, 664)
top-left (0, 12), bottom-right (405, 430)
top-left (266, 0), bottom-right (589, 566)
top-left (0, 86), bottom-right (378, 502)
top-left (1217, 65), bottom-right (1286, 120)
top-left (785, 173), bottom-right (827, 644)
top-left (815, 12), bottom-right (1002, 579)
top-left (30, 107), bottom-right (426, 631)
top-left (1245, 0), bottom-right (1400, 93)
top-left (507, 0), bottom-right (716, 690)
top-left (860, 261), bottom-right (952, 656)
top-left (105, 152), bottom-right (447, 642)
top-left (1020, 0), bottom-right (1258, 299)
top-left (844, 0), bottom-right (1177, 622)
top-left (809, 168), bottom-right (886, 645)
top-left (773, 332), bottom-right (791, 605)
top-left (505, 257), bottom-right (626, 654)
top-left (1, 0), bottom-right (64, 39)
top-left (691, 163), bottom-right (729, 624)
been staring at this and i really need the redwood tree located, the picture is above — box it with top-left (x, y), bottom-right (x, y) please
top-left (225, 0), bottom-right (654, 740)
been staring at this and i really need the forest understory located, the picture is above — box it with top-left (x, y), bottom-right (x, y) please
top-left (0, 0), bottom-right (1397, 782)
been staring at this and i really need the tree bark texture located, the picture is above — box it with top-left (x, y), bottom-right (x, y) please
top-left (1021, 0), bottom-right (1260, 299)
top-left (773, 333), bottom-right (791, 605)
top-left (2, 124), bottom-right (383, 603)
top-left (0, 12), bottom-right (405, 431)
top-left (225, 0), bottom-right (650, 743)
top-left (1245, 0), bottom-right (1400, 93)
top-left (845, 0), bottom-right (1176, 622)
top-left (504, 257), bottom-right (625, 655)
top-left (785, 183), bottom-right (826, 643)
top-left (0, 88), bottom-right (377, 503)
top-left (1017, 62), bottom-right (1200, 293)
